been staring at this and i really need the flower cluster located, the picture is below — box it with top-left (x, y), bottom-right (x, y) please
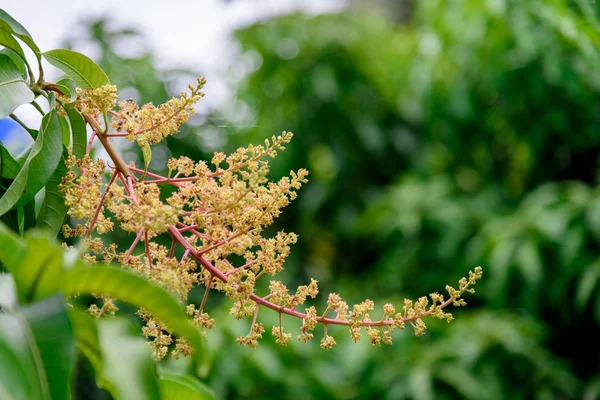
top-left (60, 81), bottom-right (483, 359)
top-left (109, 78), bottom-right (205, 146)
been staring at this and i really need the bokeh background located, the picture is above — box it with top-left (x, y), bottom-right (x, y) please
top-left (5, 0), bottom-right (600, 398)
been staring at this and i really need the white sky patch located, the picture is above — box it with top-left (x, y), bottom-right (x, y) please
top-left (5, 0), bottom-right (346, 135)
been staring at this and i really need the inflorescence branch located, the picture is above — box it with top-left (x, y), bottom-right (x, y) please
top-left (55, 80), bottom-right (482, 358)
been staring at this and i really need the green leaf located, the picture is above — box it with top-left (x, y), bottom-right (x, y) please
top-left (159, 373), bottom-right (217, 400)
top-left (43, 49), bottom-right (109, 89)
top-left (0, 53), bottom-right (33, 119)
top-left (63, 265), bottom-right (207, 362)
top-left (0, 143), bottom-right (20, 179)
top-left (0, 224), bottom-right (66, 304)
top-left (0, 24), bottom-right (26, 63)
top-left (65, 104), bottom-right (87, 159)
top-left (69, 309), bottom-right (161, 400)
top-left (37, 152), bottom-right (67, 237)
top-left (0, 295), bottom-right (75, 400)
top-left (0, 220), bottom-right (25, 268)
top-left (141, 143), bottom-right (152, 179)
top-left (60, 112), bottom-right (69, 146)
top-left (0, 9), bottom-right (41, 60)
top-left (0, 110), bottom-right (63, 216)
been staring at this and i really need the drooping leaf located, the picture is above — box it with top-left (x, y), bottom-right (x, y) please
top-left (65, 104), bottom-right (87, 159)
top-left (43, 49), bottom-right (110, 89)
top-left (0, 9), bottom-right (41, 60)
top-left (37, 152), bottom-right (67, 237)
top-left (0, 109), bottom-right (62, 216)
top-left (0, 295), bottom-right (75, 400)
top-left (0, 48), bottom-right (26, 78)
top-left (0, 224), bottom-right (66, 304)
top-left (63, 265), bottom-right (206, 361)
top-left (69, 309), bottom-right (161, 400)
top-left (0, 53), bottom-right (33, 119)
top-left (159, 373), bottom-right (217, 400)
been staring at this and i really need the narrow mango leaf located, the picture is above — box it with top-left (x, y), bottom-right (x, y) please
top-left (159, 373), bottom-right (217, 400)
top-left (65, 104), bottom-right (87, 158)
top-left (69, 309), bottom-right (161, 400)
top-left (37, 152), bottom-right (67, 237)
top-left (0, 295), bottom-right (75, 400)
top-left (63, 265), bottom-right (206, 360)
top-left (0, 53), bottom-right (33, 119)
top-left (0, 9), bottom-right (41, 60)
top-left (60, 111), bottom-right (69, 146)
top-left (43, 49), bottom-right (109, 89)
top-left (0, 109), bottom-right (62, 216)
top-left (0, 224), bottom-right (65, 304)
top-left (141, 143), bottom-right (152, 179)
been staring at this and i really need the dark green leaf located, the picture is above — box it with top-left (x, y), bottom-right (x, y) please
top-left (0, 53), bottom-right (33, 119)
top-left (65, 104), bottom-right (87, 159)
top-left (43, 49), bottom-right (110, 89)
top-left (37, 152), bottom-right (67, 237)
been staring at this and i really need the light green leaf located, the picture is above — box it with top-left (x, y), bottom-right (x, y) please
top-left (43, 49), bottom-right (109, 89)
top-left (69, 309), bottom-right (161, 400)
top-left (65, 104), bottom-right (87, 159)
top-left (0, 109), bottom-right (62, 216)
top-left (0, 9), bottom-right (41, 60)
top-left (0, 53), bottom-right (33, 119)
top-left (576, 260), bottom-right (600, 310)
top-left (0, 295), bottom-right (75, 400)
top-left (159, 373), bottom-right (217, 400)
top-left (59, 112), bottom-right (69, 146)
top-left (63, 265), bottom-right (207, 362)
top-left (37, 152), bottom-right (67, 237)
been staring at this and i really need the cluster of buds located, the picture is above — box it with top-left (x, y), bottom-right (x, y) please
top-left (60, 81), bottom-right (483, 359)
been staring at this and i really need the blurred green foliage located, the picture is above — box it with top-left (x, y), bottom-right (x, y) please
top-left (74, 0), bottom-right (600, 398)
